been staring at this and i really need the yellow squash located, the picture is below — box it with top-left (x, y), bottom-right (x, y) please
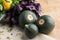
top-left (2, 0), bottom-right (12, 11)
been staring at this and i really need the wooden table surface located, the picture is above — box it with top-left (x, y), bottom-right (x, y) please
top-left (36, 0), bottom-right (60, 40)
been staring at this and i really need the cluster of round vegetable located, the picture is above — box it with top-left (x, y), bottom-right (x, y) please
top-left (0, 0), bottom-right (55, 39)
top-left (19, 10), bottom-right (55, 39)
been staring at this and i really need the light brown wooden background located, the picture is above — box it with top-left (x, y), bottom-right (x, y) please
top-left (37, 0), bottom-right (60, 40)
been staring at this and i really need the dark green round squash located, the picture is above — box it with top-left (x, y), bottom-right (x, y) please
top-left (24, 24), bottom-right (38, 39)
top-left (19, 10), bottom-right (38, 28)
top-left (36, 15), bottom-right (55, 34)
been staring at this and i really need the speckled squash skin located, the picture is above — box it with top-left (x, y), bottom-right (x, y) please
top-left (24, 24), bottom-right (38, 39)
top-left (36, 15), bottom-right (55, 34)
top-left (19, 10), bottom-right (38, 28)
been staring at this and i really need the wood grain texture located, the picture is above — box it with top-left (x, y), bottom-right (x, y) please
top-left (36, 0), bottom-right (60, 40)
